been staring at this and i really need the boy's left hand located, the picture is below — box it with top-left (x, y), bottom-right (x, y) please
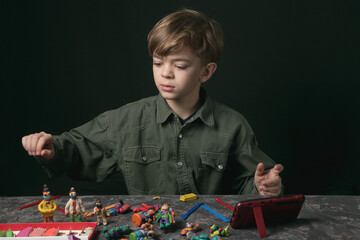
top-left (254, 163), bottom-right (283, 196)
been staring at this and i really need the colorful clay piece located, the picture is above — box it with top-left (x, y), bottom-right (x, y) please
top-left (201, 205), bottom-right (230, 222)
top-left (181, 203), bottom-right (204, 220)
top-left (17, 226), bottom-right (33, 237)
top-left (28, 227), bottom-right (47, 237)
top-left (180, 193), bottom-right (198, 201)
top-left (42, 227), bottom-right (59, 236)
top-left (6, 229), bottom-right (14, 237)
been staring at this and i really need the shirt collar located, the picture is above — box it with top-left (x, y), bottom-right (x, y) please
top-left (197, 88), bottom-right (215, 127)
top-left (156, 87), bottom-right (215, 127)
top-left (156, 94), bottom-right (174, 124)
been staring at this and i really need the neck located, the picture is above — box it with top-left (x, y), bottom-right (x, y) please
top-left (166, 93), bottom-right (200, 120)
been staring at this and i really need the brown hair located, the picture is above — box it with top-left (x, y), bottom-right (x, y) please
top-left (148, 9), bottom-right (223, 63)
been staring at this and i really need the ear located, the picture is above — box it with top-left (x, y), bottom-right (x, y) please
top-left (200, 62), bottom-right (217, 83)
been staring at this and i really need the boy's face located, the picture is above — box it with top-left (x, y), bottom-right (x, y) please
top-left (152, 46), bottom-right (207, 103)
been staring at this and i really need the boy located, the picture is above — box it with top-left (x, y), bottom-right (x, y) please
top-left (22, 9), bottom-right (283, 196)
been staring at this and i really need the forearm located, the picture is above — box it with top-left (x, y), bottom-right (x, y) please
top-left (36, 112), bottom-right (117, 181)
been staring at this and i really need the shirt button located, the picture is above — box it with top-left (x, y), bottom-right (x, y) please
top-left (177, 162), bottom-right (183, 166)
top-left (178, 133), bottom-right (183, 139)
top-left (218, 165), bottom-right (224, 170)
top-left (142, 156), bottom-right (147, 161)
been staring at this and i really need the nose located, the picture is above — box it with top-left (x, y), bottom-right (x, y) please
top-left (161, 64), bottom-right (174, 79)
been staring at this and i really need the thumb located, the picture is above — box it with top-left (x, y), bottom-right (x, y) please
top-left (41, 149), bottom-right (55, 160)
top-left (255, 163), bottom-right (265, 177)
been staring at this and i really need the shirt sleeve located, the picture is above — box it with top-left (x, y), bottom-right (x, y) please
top-left (37, 112), bottom-right (117, 182)
top-left (226, 124), bottom-right (280, 195)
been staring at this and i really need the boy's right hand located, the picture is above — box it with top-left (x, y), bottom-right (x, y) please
top-left (22, 131), bottom-right (55, 159)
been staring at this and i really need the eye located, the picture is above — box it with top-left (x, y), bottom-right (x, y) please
top-left (153, 61), bottom-right (162, 67)
top-left (176, 65), bottom-right (188, 70)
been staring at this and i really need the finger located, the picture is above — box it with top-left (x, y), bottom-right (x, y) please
top-left (23, 136), bottom-right (33, 155)
top-left (258, 186), bottom-right (281, 196)
top-left (255, 163), bottom-right (265, 177)
top-left (271, 164), bottom-right (284, 176)
top-left (260, 184), bottom-right (281, 193)
top-left (21, 136), bottom-right (27, 149)
top-left (41, 149), bottom-right (53, 159)
top-left (36, 134), bottom-right (50, 155)
top-left (262, 190), bottom-right (280, 197)
top-left (27, 134), bottom-right (36, 155)
top-left (22, 136), bottom-right (30, 152)
top-left (29, 133), bottom-right (39, 155)
top-left (261, 176), bottom-right (281, 187)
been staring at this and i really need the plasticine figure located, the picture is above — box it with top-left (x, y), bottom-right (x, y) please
top-left (155, 203), bottom-right (175, 229)
top-left (190, 234), bottom-right (210, 240)
top-left (129, 223), bottom-right (155, 240)
top-left (209, 225), bottom-right (229, 238)
top-left (181, 222), bottom-right (200, 239)
top-left (102, 224), bottom-right (131, 239)
top-left (132, 207), bottom-right (157, 227)
top-left (38, 184), bottom-right (57, 223)
top-left (64, 187), bottom-right (86, 222)
top-left (94, 199), bottom-right (111, 226)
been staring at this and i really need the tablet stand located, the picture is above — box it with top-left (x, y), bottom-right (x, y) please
top-left (216, 198), bottom-right (268, 238)
top-left (252, 204), bottom-right (268, 238)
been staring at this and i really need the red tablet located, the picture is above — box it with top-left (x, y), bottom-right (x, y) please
top-left (230, 194), bottom-right (305, 229)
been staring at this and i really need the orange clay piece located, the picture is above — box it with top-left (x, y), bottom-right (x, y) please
top-left (132, 213), bottom-right (143, 227)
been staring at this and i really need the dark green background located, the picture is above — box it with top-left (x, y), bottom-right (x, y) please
top-left (2, 1), bottom-right (359, 196)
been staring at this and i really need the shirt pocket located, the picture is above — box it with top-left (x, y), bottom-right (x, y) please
top-left (196, 152), bottom-right (228, 194)
top-left (123, 146), bottom-right (165, 194)
top-left (200, 152), bottom-right (228, 172)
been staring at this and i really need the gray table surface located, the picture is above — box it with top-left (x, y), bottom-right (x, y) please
top-left (1, 195), bottom-right (359, 239)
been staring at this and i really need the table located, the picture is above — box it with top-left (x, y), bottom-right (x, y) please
top-left (1, 195), bottom-right (359, 239)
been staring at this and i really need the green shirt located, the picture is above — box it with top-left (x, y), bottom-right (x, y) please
top-left (39, 90), bottom-right (277, 195)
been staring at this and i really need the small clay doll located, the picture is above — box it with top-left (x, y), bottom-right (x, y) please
top-left (38, 184), bottom-right (57, 223)
top-left (93, 199), bottom-right (111, 226)
top-left (155, 203), bottom-right (175, 229)
top-left (64, 187), bottom-right (86, 222)
top-left (132, 207), bottom-right (157, 227)
top-left (102, 224), bottom-right (131, 239)
top-left (129, 222), bottom-right (155, 240)
top-left (181, 222), bottom-right (200, 239)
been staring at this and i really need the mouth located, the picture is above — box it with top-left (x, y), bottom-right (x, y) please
top-left (160, 84), bottom-right (175, 92)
